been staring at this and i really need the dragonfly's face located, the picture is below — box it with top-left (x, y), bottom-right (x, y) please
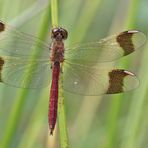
top-left (51, 27), bottom-right (68, 41)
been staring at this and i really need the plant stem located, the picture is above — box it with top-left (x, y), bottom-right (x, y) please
top-left (51, 0), bottom-right (58, 27)
top-left (51, 0), bottom-right (69, 147)
top-left (1, 3), bottom-right (51, 148)
top-left (58, 76), bottom-right (69, 148)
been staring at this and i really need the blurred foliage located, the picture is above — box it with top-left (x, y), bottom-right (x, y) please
top-left (0, 0), bottom-right (148, 148)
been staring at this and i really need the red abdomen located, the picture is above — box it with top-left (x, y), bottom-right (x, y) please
top-left (48, 62), bottom-right (60, 135)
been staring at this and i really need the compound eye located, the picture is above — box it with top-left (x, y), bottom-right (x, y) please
top-left (51, 28), bottom-right (59, 38)
top-left (60, 29), bottom-right (68, 40)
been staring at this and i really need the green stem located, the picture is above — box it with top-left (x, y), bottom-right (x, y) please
top-left (104, 0), bottom-right (140, 148)
top-left (51, 0), bottom-right (58, 27)
top-left (70, 0), bottom-right (102, 42)
top-left (125, 0), bottom-right (140, 29)
top-left (120, 0), bottom-right (147, 148)
top-left (58, 76), bottom-right (69, 148)
top-left (51, 0), bottom-right (69, 147)
top-left (18, 6), bottom-right (51, 148)
top-left (1, 90), bottom-right (28, 148)
top-left (1, 4), bottom-right (51, 148)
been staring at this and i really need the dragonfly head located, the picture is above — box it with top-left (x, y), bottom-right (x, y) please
top-left (51, 27), bottom-right (68, 41)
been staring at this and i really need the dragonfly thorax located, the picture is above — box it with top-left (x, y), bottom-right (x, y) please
top-left (50, 39), bottom-right (65, 63)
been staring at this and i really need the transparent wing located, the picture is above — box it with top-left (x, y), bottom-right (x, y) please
top-left (0, 21), bottom-right (50, 58)
top-left (0, 56), bottom-right (51, 88)
top-left (63, 62), bottom-right (139, 95)
top-left (65, 30), bottom-right (146, 66)
top-left (0, 21), bottom-right (51, 88)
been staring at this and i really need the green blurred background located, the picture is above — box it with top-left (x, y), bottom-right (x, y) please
top-left (0, 0), bottom-right (148, 148)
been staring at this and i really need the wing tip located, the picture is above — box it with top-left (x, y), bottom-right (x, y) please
top-left (117, 30), bottom-right (146, 56)
top-left (107, 69), bottom-right (139, 94)
top-left (125, 30), bottom-right (146, 46)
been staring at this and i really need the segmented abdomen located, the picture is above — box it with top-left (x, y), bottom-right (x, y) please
top-left (48, 62), bottom-right (60, 135)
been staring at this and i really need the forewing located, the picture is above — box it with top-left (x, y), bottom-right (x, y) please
top-left (0, 21), bottom-right (50, 58)
top-left (0, 21), bottom-right (51, 88)
top-left (0, 56), bottom-right (51, 88)
top-left (63, 62), bottom-right (139, 95)
top-left (65, 30), bottom-right (146, 66)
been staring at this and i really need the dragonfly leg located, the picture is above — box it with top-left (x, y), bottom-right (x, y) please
top-left (50, 63), bottom-right (54, 69)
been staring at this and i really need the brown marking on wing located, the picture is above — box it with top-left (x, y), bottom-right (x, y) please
top-left (0, 21), bottom-right (5, 32)
top-left (116, 31), bottom-right (136, 55)
top-left (0, 57), bottom-right (4, 82)
top-left (107, 69), bottom-right (129, 94)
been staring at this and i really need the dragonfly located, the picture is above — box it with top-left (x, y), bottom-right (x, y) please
top-left (0, 21), bottom-right (146, 135)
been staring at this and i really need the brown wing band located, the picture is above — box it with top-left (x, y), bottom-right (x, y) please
top-left (116, 31), bottom-right (134, 55)
top-left (0, 21), bottom-right (5, 32)
top-left (107, 69), bottom-right (129, 94)
top-left (0, 57), bottom-right (4, 82)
